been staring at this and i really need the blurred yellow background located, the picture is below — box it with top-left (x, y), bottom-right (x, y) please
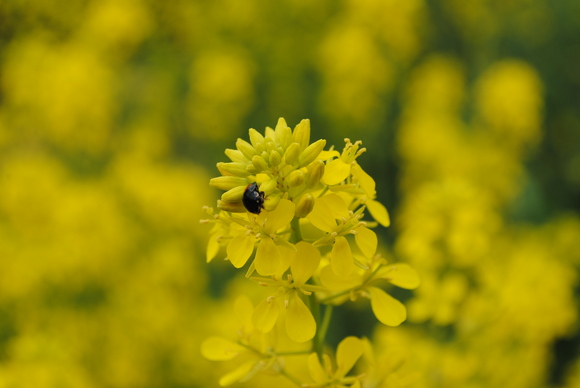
top-left (0, 0), bottom-right (579, 387)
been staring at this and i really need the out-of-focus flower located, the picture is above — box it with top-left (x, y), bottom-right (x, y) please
top-left (304, 336), bottom-right (365, 388)
top-left (201, 296), bottom-right (283, 386)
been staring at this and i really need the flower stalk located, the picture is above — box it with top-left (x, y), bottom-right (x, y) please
top-left (200, 118), bottom-right (420, 387)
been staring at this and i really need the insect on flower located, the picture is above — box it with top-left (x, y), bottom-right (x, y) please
top-left (242, 182), bottom-right (265, 214)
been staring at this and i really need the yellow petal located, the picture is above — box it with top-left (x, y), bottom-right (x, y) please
top-left (354, 226), bottom-right (377, 258)
top-left (323, 194), bottom-right (350, 219)
top-left (331, 236), bottom-right (353, 277)
top-left (318, 149), bottom-right (340, 161)
top-left (286, 293), bottom-right (316, 343)
top-left (255, 237), bottom-right (282, 276)
top-left (200, 336), bottom-right (244, 361)
top-left (206, 233), bottom-right (220, 263)
top-left (378, 264), bottom-right (421, 290)
top-left (322, 158), bottom-right (351, 185)
top-left (319, 265), bottom-right (360, 291)
top-left (307, 352), bottom-right (327, 383)
top-left (335, 336), bottom-right (364, 378)
top-left (253, 298), bottom-right (279, 333)
top-left (264, 199), bottom-right (295, 234)
top-left (291, 242), bottom-right (321, 286)
top-left (366, 199), bottom-right (390, 227)
top-left (218, 361), bottom-right (255, 386)
top-left (351, 163), bottom-right (376, 197)
top-left (227, 234), bottom-right (254, 268)
top-left (368, 287), bottom-right (406, 326)
top-left (307, 196), bottom-right (338, 233)
top-left (276, 244), bottom-right (296, 276)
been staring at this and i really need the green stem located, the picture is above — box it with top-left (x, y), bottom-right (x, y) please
top-left (291, 217), bottom-right (302, 243)
top-left (279, 368), bottom-right (303, 387)
top-left (317, 304), bottom-right (333, 351)
top-left (310, 294), bottom-right (322, 357)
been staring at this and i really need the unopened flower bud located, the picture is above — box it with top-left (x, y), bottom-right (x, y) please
top-left (217, 162), bottom-right (250, 177)
top-left (259, 178), bottom-right (278, 195)
top-left (286, 170), bottom-right (305, 187)
top-left (263, 195), bottom-right (281, 212)
top-left (306, 159), bottom-right (325, 188)
top-left (284, 142), bottom-right (301, 165)
top-left (251, 155), bottom-right (269, 172)
top-left (269, 150), bottom-right (282, 167)
top-left (217, 200), bottom-right (246, 213)
top-left (260, 151), bottom-right (270, 164)
top-left (221, 186), bottom-right (246, 202)
top-left (248, 128), bottom-right (265, 152)
top-left (292, 119), bottom-right (311, 151)
top-left (224, 148), bottom-right (245, 163)
top-left (295, 193), bottom-right (315, 218)
top-left (236, 138), bottom-right (257, 160)
top-left (210, 176), bottom-right (249, 191)
top-left (275, 118), bottom-right (292, 149)
top-left (299, 139), bottom-right (326, 168)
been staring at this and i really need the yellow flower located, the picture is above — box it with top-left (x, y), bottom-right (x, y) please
top-left (251, 242), bottom-right (323, 342)
top-left (226, 199), bottom-right (296, 276)
top-left (200, 296), bottom-right (281, 386)
top-left (321, 138), bottom-right (366, 186)
top-left (308, 193), bottom-right (378, 276)
top-left (320, 255), bottom-right (420, 327)
top-left (304, 336), bottom-right (365, 388)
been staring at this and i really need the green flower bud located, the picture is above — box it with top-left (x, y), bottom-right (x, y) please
top-left (217, 200), bottom-right (246, 213)
top-left (278, 125), bottom-right (292, 150)
top-left (221, 186), bottom-right (246, 202)
top-left (251, 155), bottom-right (269, 172)
top-left (246, 165), bottom-right (259, 174)
top-left (269, 150), bottom-right (282, 167)
top-left (224, 148), bottom-right (245, 163)
top-left (209, 176), bottom-right (249, 191)
top-left (306, 159), bottom-right (325, 188)
top-left (259, 178), bottom-right (278, 195)
top-left (295, 193), bottom-right (315, 218)
top-left (248, 128), bottom-right (266, 153)
top-left (236, 138), bottom-right (257, 160)
top-left (217, 162), bottom-right (250, 177)
top-left (284, 142), bottom-right (301, 165)
top-left (286, 170), bottom-right (305, 187)
top-left (299, 139), bottom-right (326, 168)
top-left (292, 119), bottom-right (311, 151)
top-left (260, 151), bottom-right (270, 164)
top-left (275, 118), bottom-right (292, 150)
top-left (263, 195), bottom-right (281, 212)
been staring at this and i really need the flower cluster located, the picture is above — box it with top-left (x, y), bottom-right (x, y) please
top-left (201, 118), bottom-right (419, 386)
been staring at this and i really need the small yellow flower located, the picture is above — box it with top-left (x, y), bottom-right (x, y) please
top-left (320, 255), bottom-right (420, 326)
top-left (304, 336), bottom-right (365, 388)
top-left (200, 297), bottom-right (281, 386)
top-left (226, 199), bottom-right (296, 276)
top-left (307, 193), bottom-right (378, 276)
top-left (251, 242), bottom-right (323, 342)
top-left (321, 138), bottom-right (366, 186)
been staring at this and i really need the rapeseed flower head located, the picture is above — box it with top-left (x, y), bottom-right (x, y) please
top-left (202, 118), bottom-right (419, 387)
